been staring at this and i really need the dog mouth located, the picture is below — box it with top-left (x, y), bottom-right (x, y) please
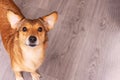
top-left (29, 43), bottom-right (37, 47)
top-left (25, 43), bottom-right (38, 47)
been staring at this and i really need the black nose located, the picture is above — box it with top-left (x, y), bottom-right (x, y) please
top-left (29, 36), bottom-right (37, 43)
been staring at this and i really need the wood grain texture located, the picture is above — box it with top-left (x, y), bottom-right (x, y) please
top-left (1, 0), bottom-right (120, 80)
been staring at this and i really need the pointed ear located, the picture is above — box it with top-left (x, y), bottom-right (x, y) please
top-left (7, 10), bottom-right (23, 29)
top-left (42, 11), bottom-right (58, 30)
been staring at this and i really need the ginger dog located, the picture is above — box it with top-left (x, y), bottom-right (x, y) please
top-left (0, 0), bottom-right (58, 80)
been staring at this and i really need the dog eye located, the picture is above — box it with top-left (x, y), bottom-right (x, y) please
top-left (38, 27), bottom-right (42, 32)
top-left (22, 27), bottom-right (27, 32)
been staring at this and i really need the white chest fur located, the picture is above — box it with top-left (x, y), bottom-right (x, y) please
top-left (21, 46), bottom-right (44, 71)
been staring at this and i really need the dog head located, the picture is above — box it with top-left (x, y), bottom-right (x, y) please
top-left (7, 10), bottom-right (58, 47)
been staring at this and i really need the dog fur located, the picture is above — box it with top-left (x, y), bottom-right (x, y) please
top-left (0, 0), bottom-right (58, 80)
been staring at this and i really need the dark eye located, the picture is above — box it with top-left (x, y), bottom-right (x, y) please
top-left (38, 27), bottom-right (42, 32)
top-left (22, 27), bottom-right (27, 32)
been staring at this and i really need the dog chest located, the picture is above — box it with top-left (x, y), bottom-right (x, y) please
top-left (21, 46), bottom-right (44, 70)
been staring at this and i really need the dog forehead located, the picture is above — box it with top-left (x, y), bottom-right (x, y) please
top-left (21, 19), bottom-right (43, 27)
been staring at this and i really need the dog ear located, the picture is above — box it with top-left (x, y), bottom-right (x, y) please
top-left (42, 11), bottom-right (58, 30)
top-left (7, 10), bottom-right (23, 29)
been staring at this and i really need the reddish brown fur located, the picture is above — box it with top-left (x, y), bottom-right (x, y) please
top-left (0, 0), bottom-right (58, 80)
top-left (0, 0), bottom-right (24, 67)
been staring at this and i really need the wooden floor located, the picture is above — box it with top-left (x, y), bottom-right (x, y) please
top-left (1, 0), bottom-right (120, 80)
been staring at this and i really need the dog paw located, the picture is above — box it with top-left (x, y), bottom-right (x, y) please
top-left (15, 72), bottom-right (24, 80)
top-left (16, 77), bottom-right (24, 80)
top-left (31, 72), bottom-right (40, 80)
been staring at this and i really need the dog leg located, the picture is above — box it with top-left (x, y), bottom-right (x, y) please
top-left (31, 72), bottom-right (40, 80)
top-left (14, 71), bottom-right (24, 80)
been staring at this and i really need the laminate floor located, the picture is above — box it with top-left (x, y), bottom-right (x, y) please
top-left (1, 0), bottom-right (120, 80)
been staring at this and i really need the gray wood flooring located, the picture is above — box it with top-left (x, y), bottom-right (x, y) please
top-left (1, 0), bottom-right (120, 80)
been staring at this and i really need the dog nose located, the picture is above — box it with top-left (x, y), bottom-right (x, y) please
top-left (29, 36), bottom-right (37, 43)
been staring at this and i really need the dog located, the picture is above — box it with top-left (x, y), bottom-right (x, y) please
top-left (0, 0), bottom-right (58, 80)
